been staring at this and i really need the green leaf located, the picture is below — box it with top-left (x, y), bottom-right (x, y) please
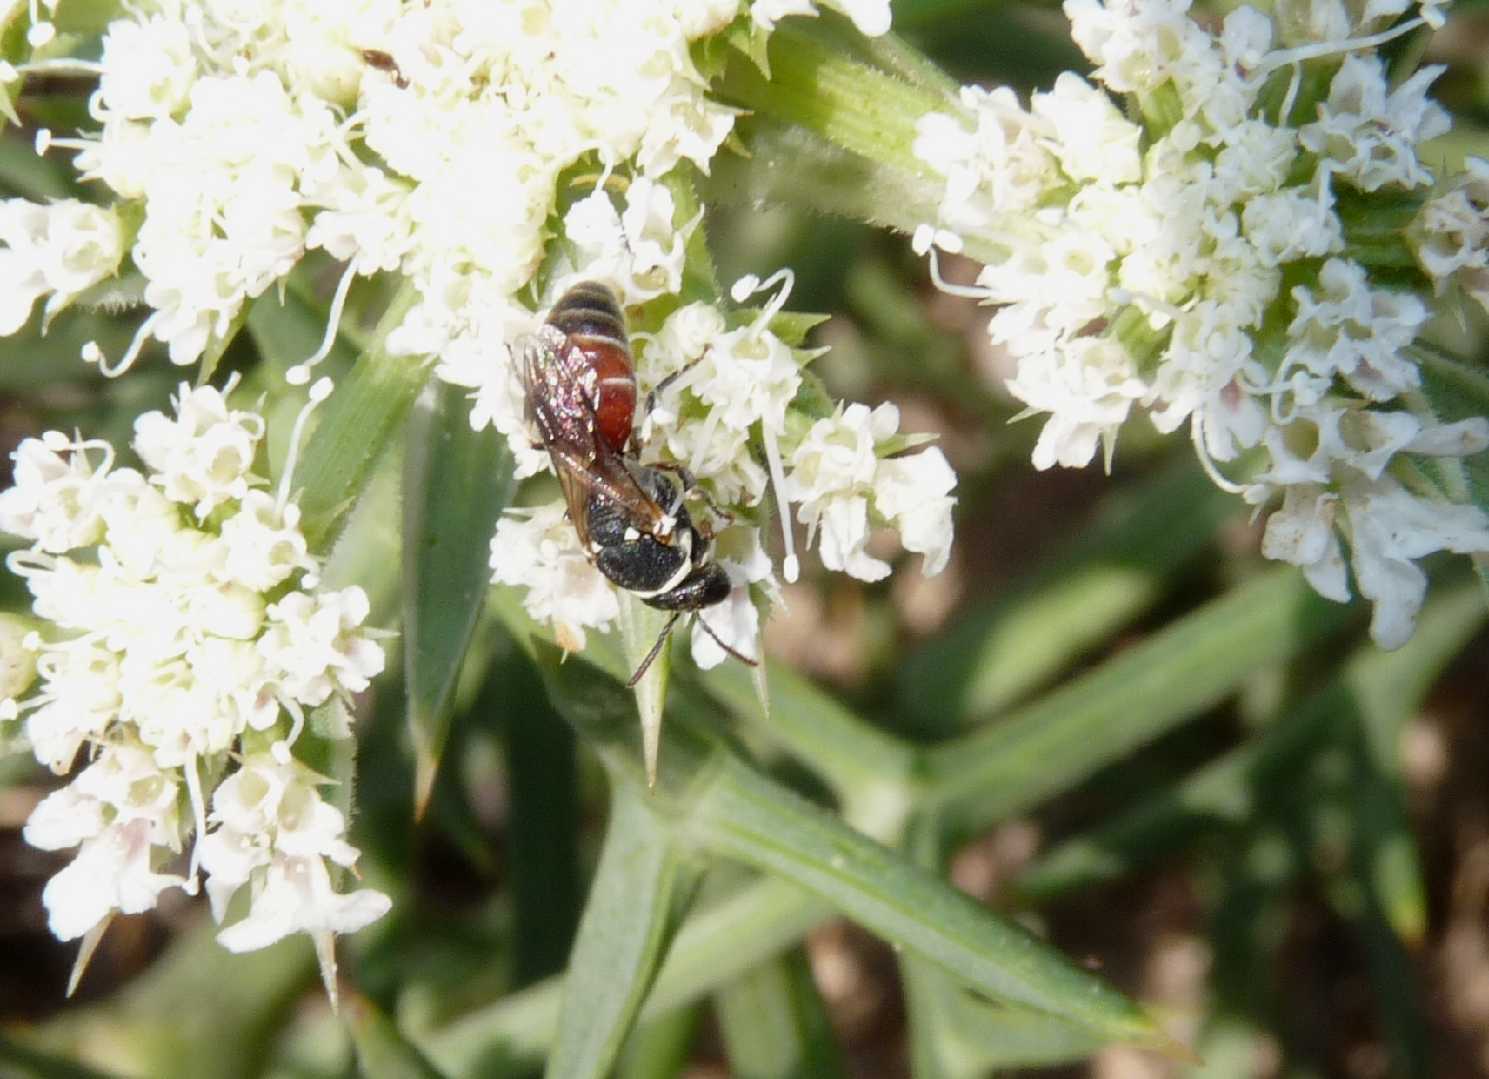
top-left (616, 1006), bottom-right (701, 1079)
top-left (616, 591), bottom-right (674, 788)
top-left (687, 757), bottom-right (1167, 1049)
top-left (722, 14), bottom-right (774, 79)
top-left (921, 565), bottom-right (1360, 830)
top-left (296, 280), bottom-right (426, 552)
top-left (413, 876), bottom-right (834, 1074)
top-left (403, 380), bottom-right (514, 814)
top-left (903, 964), bottom-right (1111, 1075)
top-left (493, 652), bottom-right (581, 984)
top-left (701, 657), bottom-right (915, 833)
top-left (1412, 342), bottom-right (1489, 591)
top-left (0, 128), bottom-right (74, 198)
top-left (0, 1036), bottom-right (121, 1079)
top-left (715, 951), bottom-right (845, 1079)
top-left (246, 282), bottom-right (358, 383)
top-left (19, 918), bottom-right (314, 1079)
top-left (662, 165), bottom-right (720, 305)
top-left (494, 609), bottom-right (1167, 1052)
top-left (900, 458), bottom-right (1237, 729)
top-left (547, 786), bottom-right (698, 1079)
top-left (1013, 578), bottom-right (1485, 903)
top-left (346, 993), bottom-right (450, 1079)
top-left (194, 304), bottom-right (250, 387)
top-left (717, 24), bottom-right (948, 179)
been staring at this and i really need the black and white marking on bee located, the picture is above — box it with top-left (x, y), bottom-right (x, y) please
top-left (519, 281), bottom-right (754, 684)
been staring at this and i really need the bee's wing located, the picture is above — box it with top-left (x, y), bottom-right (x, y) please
top-left (522, 329), bottom-right (672, 546)
top-left (547, 444), bottom-right (673, 553)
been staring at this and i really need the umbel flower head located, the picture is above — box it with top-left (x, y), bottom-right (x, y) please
top-left (2, 0), bottom-right (889, 381)
top-left (912, 0), bottom-right (1489, 648)
top-left (0, 380), bottom-right (387, 1000)
top-left (0, 0), bottom-right (939, 675)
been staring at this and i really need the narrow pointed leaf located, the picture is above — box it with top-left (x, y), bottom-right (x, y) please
top-left (0, 1035), bottom-right (121, 1079)
top-left (494, 617), bottom-right (1166, 1052)
top-left (900, 459), bottom-right (1236, 728)
top-left (296, 281), bottom-right (426, 550)
top-left (404, 380), bottom-right (514, 812)
top-left (904, 963), bottom-right (1111, 1074)
top-left (347, 993), bottom-right (450, 1079)
top-left (615, 592), bottom-right (673, 787)
top-left (1015, 579), bottom-right (1484, 903)
top-left (922, 566), bottom-right (1359, 829)
top-left (687, 757), bottom-right (1168, 1050)
top-left (715, 951), bottom-right (844, 1079)
top-left (616, 1007), bottom-right (701, 1079)
top-left (718, 24), bottom-right (946, 178)
top-left (547, 787), bottom-right (696, 1079)
top-left (416, 877), bottom-right (833, 1071)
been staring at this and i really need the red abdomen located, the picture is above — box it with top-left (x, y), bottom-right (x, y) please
top-left (577, 338), bottom-right (637, 453)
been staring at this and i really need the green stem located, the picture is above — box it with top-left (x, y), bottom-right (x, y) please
top-left (717, 23), bottom-right (950, 179)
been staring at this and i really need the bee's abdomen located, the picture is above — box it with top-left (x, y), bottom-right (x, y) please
top-left (547, 281), bottom-right (627, 346)
top-left (546, 281), bottom-right (636, 453)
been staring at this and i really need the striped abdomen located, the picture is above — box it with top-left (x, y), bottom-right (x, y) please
top-left (546, 281), bottom-right (637, 454)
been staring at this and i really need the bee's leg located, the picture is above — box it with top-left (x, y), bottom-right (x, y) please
top-left (626, 611), bottom-right (683, 687)
top-left (635, 352), bottom-right (709, 453)
top-left (645, 460), bottom-right (733, 537)
top-left (694, 614), bottom-right (759, 668)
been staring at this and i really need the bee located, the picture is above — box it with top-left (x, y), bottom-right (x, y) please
top-left (521, 281), bottom-right (753, 684)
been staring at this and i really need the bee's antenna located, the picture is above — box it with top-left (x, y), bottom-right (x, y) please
top-left (627, 612), bottom-right (683, 687)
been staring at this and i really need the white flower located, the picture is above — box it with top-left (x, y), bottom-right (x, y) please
top-left (1260, 484), bottom-right (1350, 601)
top-left (259, 588), bottom-right (385, 706)
top-left (785, 402), bottom-right (952, 582)
top-left (1285, 259), bottom-right (1426, 403)
top-left (0, 200), bottom-right (125, 334)
top-left (36, 820), bottom-right (186, 941)
top-left (93, 13), bottom-right (198, 122)
top-left (1032, 73), bottom-right (1142, 185)
top-left (1343, 477), bottom-right (1489, 648)
top-left (1005, 338), bottom-right (1146, 470)
top-left (4, 387), bottom-right (387, 955)
top-left (1413, 157), bottom-right (1489, 311)
top-left (0, 432), bottom-right (113, 553)
top-left (1240, 187), bottom-right (1343, 264)
top-left (215, 855), bottom-right (391, 954)
top-left (133, 381), bottom-right (265, 518)
top-left (1299, 56), bottom-right (1448, 192)
top-left (217, 492), bottom-right (316, 592)
top-left (690, 528), bottom-right (774, 669)
top-left (200, 754), bottom-right (381, 942)
top-left (491, 502), bottom-right (620, 652)
top-left (24, 743), bottom-right (186, 941)
top-left (874, 448), bottom-right (958, 576)
top-left (913, 0), bottom-right (1483, 648)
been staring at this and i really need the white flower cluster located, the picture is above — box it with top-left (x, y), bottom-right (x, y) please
top-left (6, 0), bottom-right (885, 379)
top-left (0, 199), bottom-right (124, 336)
top-left (488, 191), bottom-right (956, 663)
top-left (912, 0), bottom-right (1489, 648)
top-left (1415, 156), bottom-right (1489, 310)
top-left (0, 382), bottom-right (388, 973)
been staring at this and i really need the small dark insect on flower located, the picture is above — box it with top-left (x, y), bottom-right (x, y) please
top-left (521, 281), bottom-right (756, 684)
top-left (361, 49), bottom-right (408, 88)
